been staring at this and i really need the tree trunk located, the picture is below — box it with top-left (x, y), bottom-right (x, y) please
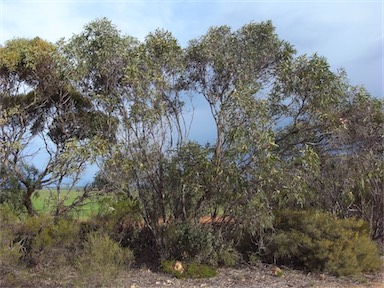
top-left (23, 187), bottom-right (36, 215)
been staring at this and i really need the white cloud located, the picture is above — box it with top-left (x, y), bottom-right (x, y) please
top-left (2, 1), bottom-right (84, 43)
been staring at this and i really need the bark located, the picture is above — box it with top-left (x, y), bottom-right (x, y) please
top-left (23, 186), bottom-right (36, 215)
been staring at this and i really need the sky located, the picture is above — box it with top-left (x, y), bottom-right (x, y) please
top-left (1, 0), bottom-right (383, 184)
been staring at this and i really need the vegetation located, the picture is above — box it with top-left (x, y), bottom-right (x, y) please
top-left (161, 260), bottom-right (217, 279)
top-left (0, 17), bottom-right (382, 285)
top-left (75, 232), bottom-right (134, 287)
top-left (264, 210), bottom-right (382, 276)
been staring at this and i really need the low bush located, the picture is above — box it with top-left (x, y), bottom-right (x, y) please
top-left (218, 247), bottom-right (242, 267)
top-left (0, 205), bottom-right (23, 278)
top-left (75, 232), bottom-right (134, 287)
top-left (161, 221), bottom-right (242, 267)
top-left (162, 222), bottom-right (218, 265)
top-left (101, 197), bottom-right (143, 247)
top-left (161, 260), bottom-right (217, 279)
top-left (186, 261), bottom-right (217, 278)
top-left (265, 210), bottom-right (382, 276)
top-left (30, 217), bottom-right (81, 267)
top-left (0, 207), bottom-right (136, 286)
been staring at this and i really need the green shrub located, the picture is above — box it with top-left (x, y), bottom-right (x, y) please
top-left (161, 260), bottom-right (217, 279)
top-left (218, 247), bottom-right (241, 267)
top-left (75, 232), bottom-right (134, 287)
top-left (248, 253), bottom-right (261, 266)
top-left (161, 260), bottom-right (184, 278)
top-left (15, 213), bottom-right (54, 243)
top-left (0, 175), bottom-right (25, 212)
top-left (163, 222), bottom-right (218, 265)
top-left (266, 210), bottom-right (382, 276)
top-left (12, 214), bottom-right (83, 269)
top-left (30, 217), bottom-right (81, 267)
top-left (161, 222), bottom-right (242, 267)
top-left (0, 205), bottom-right (23, 277)
top-left (186, 262), bottom-right (217, 278)
top-left (0, 204), bottom-right (22, 229)
top-left (100, 197), bottom-right (143, 247)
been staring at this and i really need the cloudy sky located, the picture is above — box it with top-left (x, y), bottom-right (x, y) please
top-left (1, 0), bottom-right (382, 183)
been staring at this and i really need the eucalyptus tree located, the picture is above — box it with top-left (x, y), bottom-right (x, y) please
top-left (270, 52), bottom-right (384, 239)
top-left (60, 18), bottom-right (136, 124)
top-left (109, 29), bottom-right (189, 253)
top-left (317, 90), bottom-right (384, 240)
top-left (183, 21), bottom-right (295, 239)
top-left (57, 18), bottom-right (138, 213)
top-left (266, 54), bottom-right (346, 208)
top-left (270, 54), bottom-right (345, 156)
top-left (0, 37), bottom-right (59, 214)
top-left (0, 37), bottom-right (103, 215)
top-left (64, 19), bottom-right (190, 251)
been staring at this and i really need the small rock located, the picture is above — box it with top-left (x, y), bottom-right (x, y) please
top-left (319, 274), bottom-right (326, 280)
top-left (174, 260), bottom-right (184, 274)
top-left (272, 266), bottom-right (284, 277)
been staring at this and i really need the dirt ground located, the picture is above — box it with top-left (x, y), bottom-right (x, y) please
top-left (114, 264), bottom-right (384, 288)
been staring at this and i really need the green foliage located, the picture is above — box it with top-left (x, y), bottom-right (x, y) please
top-left (0, 206), bottom-right (136, 286)
top-left (0, 205), bottom-right (23, 277)
top-left (266, 210), bottom-right (382, 276)
top-left (186, 262), bottom-right (218, 278)
top-left (95, 196), bottom-right (143, 247)
top-left (30, 217), bottom-right (81, 267)
top-left (76, 232), bottom-right (134, 287)
top-left (163, 222), bottom-right (217, 265)
top-left (0, 37), bottom-right (56, 75)
top-left (0, 173), bottom-right (24, 211)
top-left (248, 253), bottom-right (261, 266)
top-left (218, 247), bottom-right (242, 267)
top-left (161, 221), bottom-right (241, 267)
top-left (165, 142), bottom-right (213, 221)
top-left (161, 260), bottom-right (184, 278)
top-left (161, 260), bottom-right (217, 279)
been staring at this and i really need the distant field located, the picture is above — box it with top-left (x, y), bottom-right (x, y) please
top-left (32, 189), bottom-right (102, 218)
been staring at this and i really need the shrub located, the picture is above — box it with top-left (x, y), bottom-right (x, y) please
top-left (186, 262), bottom-right (217, 278)
top-left (0, 175), bottom-right (25, 212)
top-left (163, 222), bottom-right (218, 265)
top-left (30, 217), bottom-right (81, 267)
top-left (218, 247), bottom-right (242, 267)
top-left (161, 222), bottom-right (242, 267)
top-left (161, 260), bottom-right (184, 278)
top-left (99, 197), bottom-right (143, 247)
top-left (0, 205), bottom-right (23, 277)
top-left (0, 204), bottom-right (21, 231)
top-left (75, 232), bottom-right (134, 287)
top-left (161, 260), bottom-right (217, 279)
top-left (248, 253), bottom-right (261, 266)
top-left (266, 210), bottom-right (382, 276)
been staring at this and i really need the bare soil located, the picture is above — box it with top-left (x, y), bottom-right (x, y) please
top-left (113, 264), bottom-right (384, 288)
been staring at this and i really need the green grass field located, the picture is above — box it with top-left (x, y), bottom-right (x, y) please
top-left (32, 189), bottom-right (102, 218)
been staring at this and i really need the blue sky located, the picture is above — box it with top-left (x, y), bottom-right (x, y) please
top-left (1, 0), bottom-right (383, 184)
